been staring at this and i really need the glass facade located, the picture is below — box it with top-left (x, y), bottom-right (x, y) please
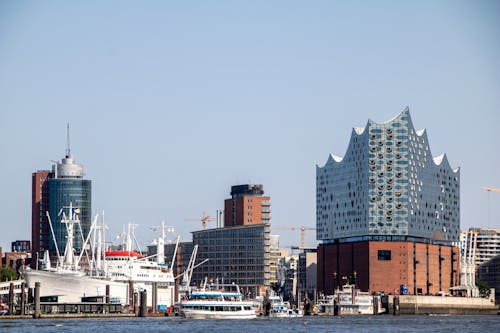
top-left (316, 108), bottom-right (460, 244)
top-left (192, 224), bottom-right (270, 295)
top-left (48, 179), bottom-right (92, 254)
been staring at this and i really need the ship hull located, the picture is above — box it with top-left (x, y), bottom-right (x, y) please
top-left (22, 268), bottom-right (129, 304)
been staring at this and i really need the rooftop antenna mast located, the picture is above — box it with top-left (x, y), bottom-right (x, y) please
top-left (66, 123), bottom-right (71, 157)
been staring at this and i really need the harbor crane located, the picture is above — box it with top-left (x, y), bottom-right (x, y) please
top-left (272, 226), bottom-right (316, 250)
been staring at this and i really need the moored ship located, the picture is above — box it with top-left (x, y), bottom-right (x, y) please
top-left (21, 204), bottom-right (176, 309)
top-left (180, 282), bottom-right (256, 319)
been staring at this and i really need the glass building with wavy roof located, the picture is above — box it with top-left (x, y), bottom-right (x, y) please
top-left (316, 107), bottom-right (459, 244)
top-left (316, 108), bottom-right (460, 295)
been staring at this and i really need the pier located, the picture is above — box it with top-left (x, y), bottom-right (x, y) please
top-left (0, 279), bottom-right (176, 319)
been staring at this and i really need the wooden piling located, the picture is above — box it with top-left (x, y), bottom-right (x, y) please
top-left (8, 283), bottom-right (14, 315)
top-left (139, 290), bottom-right (147, 317)
top-left (20, 282), bottom-right (26, 315)
top-left (373, 295), bottom-right (378, 315)
top-left (34, 282), bottom-right (41, 318)
top-left (128, 281), bottom-right (134, 307)
top-left (152, 282), bottom-right (157, 313)
top-left (105, 285), bottom-right (110, 304)
top-left (393, 296), bottom-right (400, 316)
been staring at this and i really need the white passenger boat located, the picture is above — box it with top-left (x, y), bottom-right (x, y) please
top-left (316, 284), bottom-right (385, 315)
top-left (269, 300), bottom-right (303, 318)
top-left (180, 283), bottom-right (256, 319)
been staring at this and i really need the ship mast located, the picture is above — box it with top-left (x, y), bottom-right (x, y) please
top-left (61, 202), bottom-right (79, 269)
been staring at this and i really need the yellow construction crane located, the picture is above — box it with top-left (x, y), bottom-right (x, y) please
top-left (272, 226), bottom-right (316, 249)
top-left (184, 213), bottom-right (216, 230)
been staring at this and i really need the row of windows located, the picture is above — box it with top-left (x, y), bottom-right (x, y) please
top-left (183, 305), bottom-right (251, 311)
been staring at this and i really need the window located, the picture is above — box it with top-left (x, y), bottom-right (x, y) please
top-left (378, 250), bottom-right (391, 260)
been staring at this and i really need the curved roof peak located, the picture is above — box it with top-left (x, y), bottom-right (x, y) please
top-left (368, 106), bottom-right (411, 126)
top-left (433, 153), bottom-right (446, 165)
top-left (330, 154), bottom-right (343, 163)
top-left (416, 128), bottom-right (426, 136)
top-left (354, 127), bottom-right (365, 135)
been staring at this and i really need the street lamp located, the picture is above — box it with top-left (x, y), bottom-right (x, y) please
top-left (332, 272), bottom-right (337, 292)
top-left (353, 271), bottom-right (358, 288)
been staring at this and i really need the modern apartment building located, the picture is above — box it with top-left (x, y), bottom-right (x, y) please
top-left (316, 108), bottom-right (460, 295)
top-left (190, 184), bottom-right (271, 297)
top-left (269, 234), bottom-right (280, 285)
top-left (461, 228), bottom-right (500, 267)
top-left (191, 223), bottom-right (271, 297)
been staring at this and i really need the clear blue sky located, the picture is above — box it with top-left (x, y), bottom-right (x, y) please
top-left (1, 1), bottom-right (499, 251)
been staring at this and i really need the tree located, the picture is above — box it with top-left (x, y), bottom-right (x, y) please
top-left (0, 266), bottom-right (17, 282)
top-left (476, 280), bottom-right (490, 298)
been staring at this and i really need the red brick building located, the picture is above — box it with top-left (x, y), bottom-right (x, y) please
top-left (318, 242), bottom-right (459, 295)
top-left (224, 184), bottom-right (270, 227)
top-left (31, 170), bottom-right (52, 264)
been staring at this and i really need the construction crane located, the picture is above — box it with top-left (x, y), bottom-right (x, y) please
top-left (482, 187), bottom-right (500, 193)
top-left (482, 187), bottom-right (500, 226)
top-left (272, 226), bottom-right (316, 249)
top-left (184, 212), bottom-right (216, 230)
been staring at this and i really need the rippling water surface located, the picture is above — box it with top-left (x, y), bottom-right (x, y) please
top-left (1, 315), bottom-right (499, 333)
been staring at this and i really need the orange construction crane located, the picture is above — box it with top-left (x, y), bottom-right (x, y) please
top-left (272, 226), bottom-right (316, 249)
top-left (185, 213), bottom-right (216, 230)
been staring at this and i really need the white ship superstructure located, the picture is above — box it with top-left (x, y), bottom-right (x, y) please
top-left (104, 222), bottom-right (177, 309)
top-left (21, 203), bottom-right (129, 304)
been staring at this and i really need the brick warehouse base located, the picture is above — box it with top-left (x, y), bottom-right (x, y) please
top-left (318, 241), bottom-right (459, 295)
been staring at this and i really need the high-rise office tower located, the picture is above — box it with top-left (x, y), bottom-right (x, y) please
top-left (224, 184), bottom-right (271, 227)
top-left (48, 143), bottom-right (92, 255)
top-left (316, 108), bottom-right (460, 295)
top-left (32, 127), bottom-right (92, 258)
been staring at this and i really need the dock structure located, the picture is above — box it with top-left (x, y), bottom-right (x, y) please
top-left (0, 279), bottom-right (27, 298)
top-left (0, 279), bottom-right (29, 315)
top-left (385, 295), bottom-right (499, 315)
top-left (0, 279), bottom-right (128, 317)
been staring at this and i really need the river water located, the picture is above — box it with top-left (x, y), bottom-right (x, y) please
top-left (0, 315), bottom-right (498, 332)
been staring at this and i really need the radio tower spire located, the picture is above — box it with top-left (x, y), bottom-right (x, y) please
top-left (66, 123), bottom-right (71, 158)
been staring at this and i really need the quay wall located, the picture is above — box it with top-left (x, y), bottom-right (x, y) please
top-left (388, 295), bottom-right (498, 315)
